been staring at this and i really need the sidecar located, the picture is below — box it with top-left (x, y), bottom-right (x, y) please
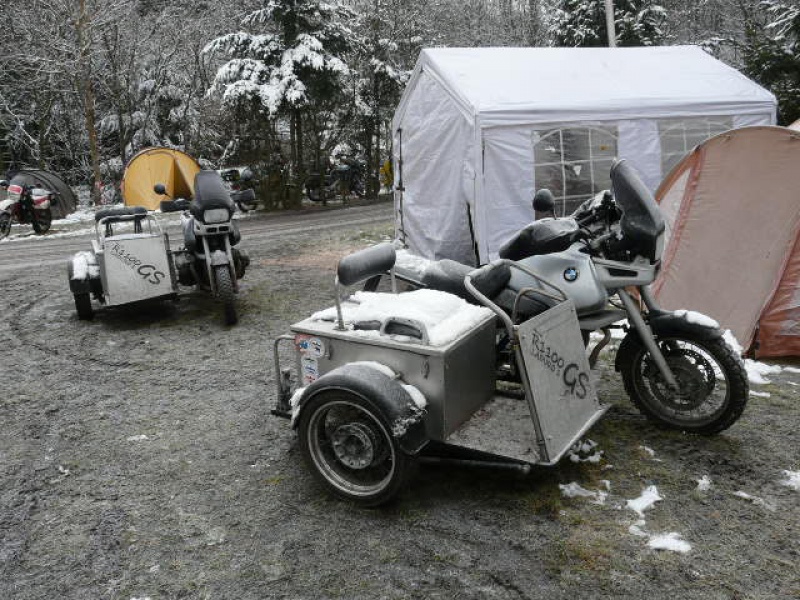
top-left (67, 207), bottom-right (177, 320)
top-left (272, 243), bottom-right (608, 505)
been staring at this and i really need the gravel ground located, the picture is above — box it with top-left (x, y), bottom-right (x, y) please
top-left (1, 203), bottom-right (799, 599)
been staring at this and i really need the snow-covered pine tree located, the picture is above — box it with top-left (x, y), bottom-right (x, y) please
top-left (204, 0), bottom-right (355, 184)
top-left (550, 0), bottom-right (666, 47)
top-left (743, 1), bottom-right (800, 125)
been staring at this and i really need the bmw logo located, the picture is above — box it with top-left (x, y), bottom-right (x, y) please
top-left (563, 267), bottom-right (579, 282)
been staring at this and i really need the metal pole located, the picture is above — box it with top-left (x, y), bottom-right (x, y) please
top-left (604, 0), bottom-right (616, 48)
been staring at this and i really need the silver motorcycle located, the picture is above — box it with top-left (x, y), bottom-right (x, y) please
top-left (387, 159), bottom-right (748, 435)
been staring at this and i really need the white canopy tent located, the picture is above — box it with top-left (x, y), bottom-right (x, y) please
top-left (392, 46), bottom-right (776, 264)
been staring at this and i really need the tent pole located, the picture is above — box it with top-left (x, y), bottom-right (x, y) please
top-left (396, 128), bottom-right (406, 246)
top-left (605, 0), bottom-right (616, 48)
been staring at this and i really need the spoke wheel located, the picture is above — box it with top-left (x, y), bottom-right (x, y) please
top-left (619, 333), bottom-right (748, 434)
top-left (32, 208), bottom-right (52, 234)
top-left (0, 213), bottom-right (11, 239)
top-left (298, 391), bottom-right (408, 506)
top-left (213, 264), bottom-right (237, 325)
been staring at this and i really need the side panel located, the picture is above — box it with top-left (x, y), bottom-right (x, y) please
top-left (101, 235), bottom-right (174, 305)
top-left (517, 301), bottom-right (605, 463)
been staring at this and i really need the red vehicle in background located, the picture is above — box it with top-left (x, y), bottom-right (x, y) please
top-left (0, 179), bottom-right (55, 239)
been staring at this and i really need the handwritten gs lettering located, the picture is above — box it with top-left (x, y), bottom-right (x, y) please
top-left (530, 330), bottom-right (590, 399)
top-left (109, 242), bottom-right (165, 285)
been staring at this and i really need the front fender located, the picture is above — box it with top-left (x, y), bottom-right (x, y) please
top-left (614, 309), bottom-right (722, 372)
top-left (293, 363), bottom-right (428, 455)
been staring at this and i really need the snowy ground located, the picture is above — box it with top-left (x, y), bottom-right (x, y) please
top-left (1, 205), bottom-right (799, 599)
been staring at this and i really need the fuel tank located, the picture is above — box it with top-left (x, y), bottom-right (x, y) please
top-left (510, 245), bottom-right (607, 315)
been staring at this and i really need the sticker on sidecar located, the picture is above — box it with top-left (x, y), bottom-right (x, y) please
top-left (295, 335), bottom-right (326, 358)
top-left (301, 356), bottom-right (319, 384)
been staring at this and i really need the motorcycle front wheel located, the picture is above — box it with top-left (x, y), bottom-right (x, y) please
top-left (214, 264), bottom-right (238, 325)
top-left (32, 208), bottom-right (52, 234)
top-left (0, 213), bottom-right (10, 239)
top-left (617, 332), bottom-right (748, 434)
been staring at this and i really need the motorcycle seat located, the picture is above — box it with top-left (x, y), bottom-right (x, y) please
top-left (94, 206), bottom-right (147, 223)
top-left (421, 258), bottom-right (557, 320)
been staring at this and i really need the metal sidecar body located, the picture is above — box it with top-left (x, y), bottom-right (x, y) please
top-left (272, 243), bottom-right (607, 505)
top-left (67, 207), bottom-right (177, 319)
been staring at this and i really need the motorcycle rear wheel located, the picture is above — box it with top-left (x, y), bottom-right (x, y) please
top-left (214, 264), bottom-right (238, 325)
top-left (0, 213), bottom-right (10, 239)
top-left (32, 208), bottom-right (52, 234)
top-left (618, 332), bottom-right (748, 434)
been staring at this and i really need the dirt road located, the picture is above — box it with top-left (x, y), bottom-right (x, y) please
top-left (1, 201), bottom-right (798, 599)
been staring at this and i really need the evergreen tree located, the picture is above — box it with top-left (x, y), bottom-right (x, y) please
top-left (551, 0), bottom-right (667, 47)
top-left (204, 0), bottom-right (355, 184)
top-left (743, 1), bottom-right (800, 125)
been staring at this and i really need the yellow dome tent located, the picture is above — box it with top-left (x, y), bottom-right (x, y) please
top-left (121, 147), bottom-right (201, 210)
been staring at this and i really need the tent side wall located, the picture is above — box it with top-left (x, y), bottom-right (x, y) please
top-left (653, 127), bottom-right (800, 354)
top-left (393, 69), bottom-right (478, 263)
top-left (757, 233), bottom-right (800, 357)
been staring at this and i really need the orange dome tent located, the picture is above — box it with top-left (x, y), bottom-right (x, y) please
top-left (121, 147), bottom-right (201, 210)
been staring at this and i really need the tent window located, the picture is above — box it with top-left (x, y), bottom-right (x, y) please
top-left (533, 126), bottom-right (618, 216)
top-left (659, 117), bottom-right (733, 175)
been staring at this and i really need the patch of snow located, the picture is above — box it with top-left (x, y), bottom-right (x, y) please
top-left (673, 309), bottom-right (719, 329)
top-left (71, 251), bottom-right (99, 280)
top-left (750, 390), bottom-right (771, 398)
top-left (639, 445), bottom-right (656, 457)
top-left (127, 434), bottom-right (149, 442)
top-left (783, 366), bottom-right (800, 374)
top-left (395, 248), bottom-right (434, 278)
top-left (780, 470), bottom-right (800, 491)
top-left (629, 519), bottom-right (648, 537)
top-left (312, 289), bottom-right (492, 347)
top-left (648, 532), bottom-right (692, 553)
top-left (626, 485), bottom-right (662, 517)
top-left (401, 383), bottom-right (427, 409)
top-left (733, 491), bottom-right (776, 512)
top-left (696, 475), bottom-right (712, 492)
top-left (558, 482), bottom-right (607, 505)
top-left (723, 330), bottom-right (782, 385)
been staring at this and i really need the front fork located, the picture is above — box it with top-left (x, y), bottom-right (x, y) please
top-left (200, 234), bottom-right (237, 295)
top-left (617, 286), bottom-right (678, 389)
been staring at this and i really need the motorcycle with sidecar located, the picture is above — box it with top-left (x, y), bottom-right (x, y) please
top-left (272, 242), bottom-right (606, 506)
top-left (67, 170), bottom-right (250, 325)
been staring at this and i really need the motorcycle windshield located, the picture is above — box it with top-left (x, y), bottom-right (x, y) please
top-left (610, 160), bottom-right (665, 261)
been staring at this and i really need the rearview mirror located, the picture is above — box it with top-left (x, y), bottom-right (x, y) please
top-left (533, 189), bottom-right (555, 217)
top-left (153, 183), bottom-right (167, 195)
top-left (240, 167), bottom-right (254, 182)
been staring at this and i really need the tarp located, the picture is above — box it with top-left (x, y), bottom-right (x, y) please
top-left (392, 46), bottom-right (777, 264)
top-left (653, 126), bottom-right (800, 357)
top-left (9, 169), bottom-right (77, 218)
top-left (121, 147), bottom-right (201, 210)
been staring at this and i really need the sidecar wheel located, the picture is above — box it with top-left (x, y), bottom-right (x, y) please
top-left (74, 293), bottom-right (94, 320)
top-left (618, 332), bottom-right (748, 434)
top-left (32, 209), bottom-right (52, 234)
top-left (0, 213), bottom-right (11, 239)
top-left (214, 265), bottom-right (237, 325)
top-left (298, 390), bottom-right (409, 507)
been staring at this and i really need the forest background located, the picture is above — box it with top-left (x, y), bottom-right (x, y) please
top-left (0, 0), bottom-right (797, 207)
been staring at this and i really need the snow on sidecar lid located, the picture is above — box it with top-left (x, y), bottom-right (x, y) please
top-left (303, 288), bottom-right (494, 348)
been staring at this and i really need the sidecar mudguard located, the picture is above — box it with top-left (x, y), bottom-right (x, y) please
top-left (292, 363), bottom-right (428, 455)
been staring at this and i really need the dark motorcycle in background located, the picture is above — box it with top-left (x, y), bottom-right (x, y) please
top-left (157, 170), bottom-right (251, 325)
top-left (0, 179), bottom-right (56, 238)
top-left (305, 154), bottom-right (366, 202)
top-left (220, 167), bottom-right (259, 212)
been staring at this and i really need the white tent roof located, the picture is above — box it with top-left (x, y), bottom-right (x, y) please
top-left (398, 46), bottom-right (776, 128)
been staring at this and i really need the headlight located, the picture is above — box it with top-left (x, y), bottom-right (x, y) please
top-left (203, 208), bottom-right (230, 224)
